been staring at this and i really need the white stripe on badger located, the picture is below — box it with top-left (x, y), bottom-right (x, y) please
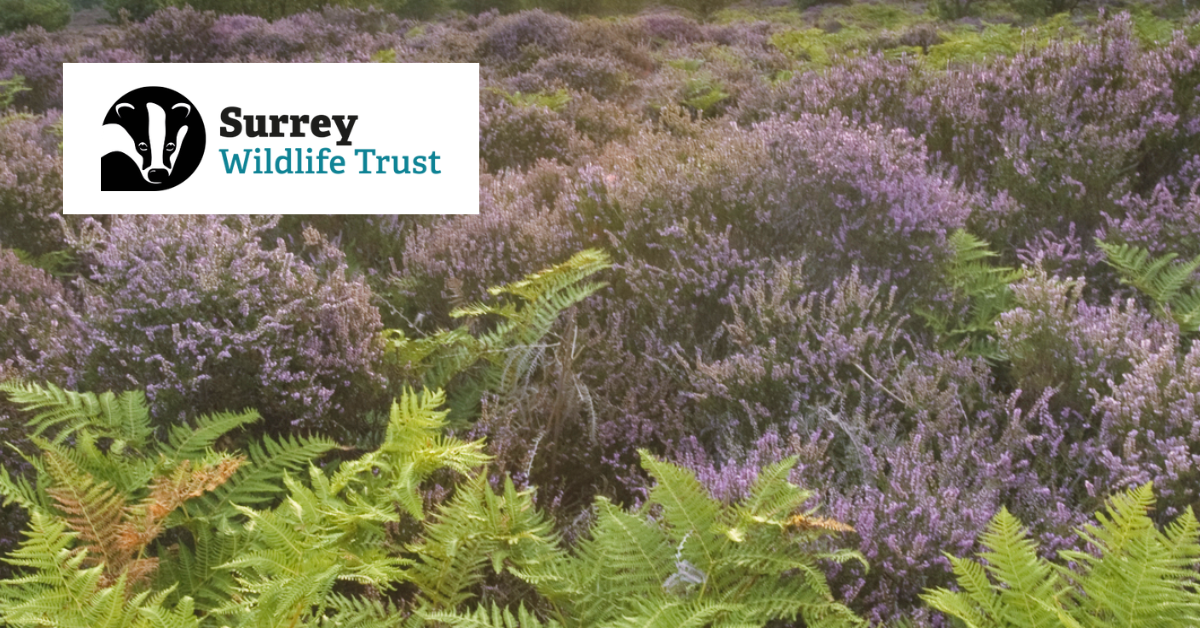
top-left (146, 102), bottom-right (168, 179)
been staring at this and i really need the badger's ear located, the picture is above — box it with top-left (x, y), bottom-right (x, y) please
top-left (103, 102), bottom-right (135, 125)
top-left (173, 103), bottom-right (191, 117)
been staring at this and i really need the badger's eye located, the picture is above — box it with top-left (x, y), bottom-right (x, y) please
top-left (165, 142), bottom-right (176, 153)
top-left (137, 142), bottom-right (148, 152)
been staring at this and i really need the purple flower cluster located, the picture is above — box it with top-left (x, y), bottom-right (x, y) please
top-left (0, 111), bottom-right (63, 256)
top-left (76, 216), bottom-right (384, 431)
top-left (0, 248), bottom-right (87, 384)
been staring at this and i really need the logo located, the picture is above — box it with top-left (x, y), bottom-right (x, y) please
top-left (101, 86), bottom-right (205, 191)
top-left (67, 64), bottom-right (478, 213)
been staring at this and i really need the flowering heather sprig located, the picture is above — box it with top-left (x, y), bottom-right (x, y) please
top-left (77, 216), bottom-right (384, 431)
top-left (996, 268), bottom-right (1176, 414)
top-left (1104, 183), bottom-right (1200, 257)
top-left (0, 111), bottom-right (64, 257)
top-left (0, 248), bottom-right (88, 385)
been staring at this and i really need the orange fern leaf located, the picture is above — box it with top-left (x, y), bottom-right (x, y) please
top-left (44, 451), bottom-right (128, 570)
top-left (117, 456), bottom-right (244, 555)
top-left (783, 513), bottom-right (855, 535)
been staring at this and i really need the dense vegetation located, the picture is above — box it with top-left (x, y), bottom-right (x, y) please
top-left (2, 0), bottom-right (1200, 625)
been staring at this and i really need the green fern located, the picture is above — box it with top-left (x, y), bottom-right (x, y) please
top-left (0, 74), bottom-right (29, 109)
top-left (384, 249), bottom-right (610, 426)
top-left (408, 473), bottom-right (560, 610)
top-left (422, 451), bottom-right (865, 628)
top-left (220, 388), bottom-right (489, 628)
top-left (0, 507), bottom-right (202, 628)
top-left (423, 603), bottom-right (563, 628)
top-left (923, 483), bottom-right (1200, 628)
top-left (487, 87), bottom-right (572, 111)
top-left (0, 382), bottom-right (329, 628)
top-left (921, 231), bottom-right (1023, 361)
top-left (1097, 239), bottom-right (1200, 333)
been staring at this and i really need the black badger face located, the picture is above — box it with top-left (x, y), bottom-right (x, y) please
top-left (104, 92), bottom-right (194, 185)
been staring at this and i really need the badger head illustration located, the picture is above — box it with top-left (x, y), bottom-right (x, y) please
top-left (102, 87), bottom-right (205, 191)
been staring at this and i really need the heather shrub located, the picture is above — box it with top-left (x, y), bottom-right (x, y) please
top-left (995, 269), bottom-right (1175, 415)
top-left (480, 97), bottom-right (588, 171)
top-left (626, 11), bottom-right (705, 45)
top-left (1085, 342), bottom-right (1200, 519)
top-left (404, 21), bottom-right (483, 62)
top-left (480, 9), bottom-right (574, 62)
top-left (0, 249), bottom-right (87, 385)
top-left (0, 112), bottom-right (64, 258)
top-left (566, 17), bottom-right (654, 72)
top-left (679, 326), bottom-right (1018, 625)
top-left (0, 30), bottom-right (70, 112)
top-left (577, 113), bottom-right (970, 298)
top-left (560, 92), bottom-right (640, 147)
top-left (1105, 183), bottom-right (1200, 257)
top-left (127, 6), bottom-right (220, 60)
top-left (527, 52), bottom-right (630, 99)
top-left (403, 161), bottom-right (582, 307)
top-left (130, 6), bottom-right (409, 61)
top-left (0, 0), bottom-right (71, 34)
top-left (75, 216), bottom-right (384, 433)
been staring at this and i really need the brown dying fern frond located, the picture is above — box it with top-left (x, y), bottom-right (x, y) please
top-left (43, 450), bottom-right (128, 574)
top-left (116, 456), bottom-right (244, 556)
top-left (783, 513), bottom-right (856, 535)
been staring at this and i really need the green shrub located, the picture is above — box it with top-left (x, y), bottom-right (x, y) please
top-left (929, 0), bottom-right (973, 20)
top-left (0, 0), bottom-right (71, 33)
top-left (103, 0), bottom-right (159, 21)
top-left (924, 482), bottom-right (1200, 627)
top-left (1009, 0), bottom-right (1078, 20)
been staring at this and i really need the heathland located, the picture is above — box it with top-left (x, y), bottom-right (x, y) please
top-left (2, 0), bottom-right (1200, 625)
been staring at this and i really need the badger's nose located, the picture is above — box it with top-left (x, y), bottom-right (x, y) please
top-left (147, 169), bottom-right (168, 184)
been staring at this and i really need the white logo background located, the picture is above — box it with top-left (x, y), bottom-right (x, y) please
top-left (64, 63), bottom-right (479, 214)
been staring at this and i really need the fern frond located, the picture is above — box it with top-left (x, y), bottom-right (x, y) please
top-left (119, 456), bottom-right (244, 556)
top-left (640, 451), bottom-right (725, 571)
top-left (1063, 483), bottom-right (1200, 627)
top-left (190, 433), bottom-right (335, 514)
top-left (0, 381), bottom-right (152, 447)
top-left (1098, 239), bottom-right (1200, 332)
top-left (422, 603), bottom-right (564, 628)
top-left (154, 519), bottom-right (245, 611)
top-left (977, 507), bottom-right (1060, 628)
top-left (164, 410), bottom-right (261, 461)
top-left (43, 450), bottom-right (129, 572)
top-left (925, 484), bottom-right (1200, 628)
